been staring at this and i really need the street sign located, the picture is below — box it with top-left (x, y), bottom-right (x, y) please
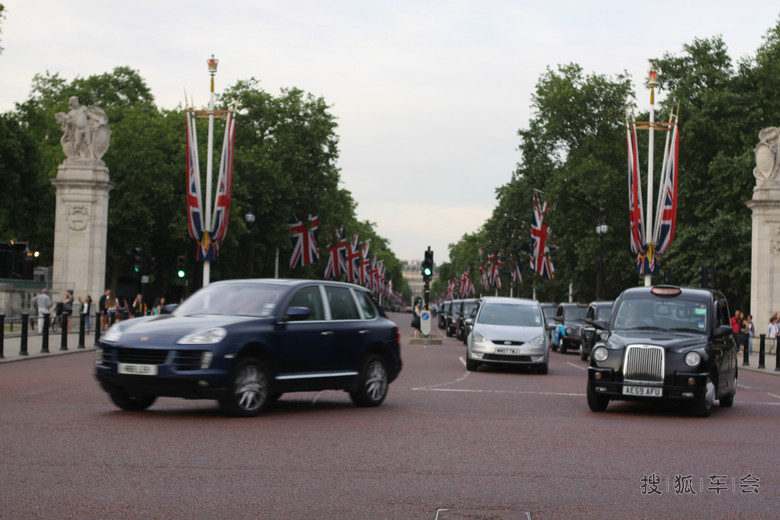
top-left (420, 310), bottom-right (431, 336)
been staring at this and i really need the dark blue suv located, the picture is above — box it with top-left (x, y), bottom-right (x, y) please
top-left (95, 279), bottom-right (402, 416)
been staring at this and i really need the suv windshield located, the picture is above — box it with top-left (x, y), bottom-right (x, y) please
top-left (612, 297), bottom-right (707, 333)
top-left (478, 303), bottom-right (542, 327)
top-left (175, 283), bottom-right (287, 317)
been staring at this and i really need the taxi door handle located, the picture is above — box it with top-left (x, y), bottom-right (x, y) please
top-left (359, 330), bottom-right (371, 335)
top-left (321, 331), bottom-right (335, 336)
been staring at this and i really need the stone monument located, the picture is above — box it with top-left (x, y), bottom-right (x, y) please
top-left (747, 126), bottom-right (780, 345)
top-left (50, 96), bottom-right (113, 303)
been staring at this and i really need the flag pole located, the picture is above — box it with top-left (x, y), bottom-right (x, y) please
top-left (644, 67), bottom-right (659, 287)
top-left (202, 55), bottom-right (219, 286)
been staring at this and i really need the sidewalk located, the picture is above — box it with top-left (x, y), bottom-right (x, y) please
top-left (1, 332), bottom-right (778, 375)
top-left (0, 331), bottom-right (97, 364)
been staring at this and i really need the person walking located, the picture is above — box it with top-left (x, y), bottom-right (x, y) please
top-left (63, 289), bottom-right (74, 332)
top-left (32, 288), bottom-right (52, 332)
top-left (79, 295), bottom-right (92, 333)
top-left (768, 316), bottom-right (778, 355)
top-left (745, 314), bottom-right (755, 354)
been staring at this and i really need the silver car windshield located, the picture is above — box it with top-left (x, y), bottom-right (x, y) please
top-left (613, 298), bottom-right (707, 333)
top-left (174, 283), bottom-right (287, 317)
top-left (478, 303), bottom-right (542, 327)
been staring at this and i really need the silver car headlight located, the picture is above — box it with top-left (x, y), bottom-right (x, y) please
top-left (177, 327), bottom-right (227, 345)
top-left (472, 331), bottom-right (489, 344)
top-left (684, 351), bottom-right (701, 367)
top-left (527, 334), bottom-right (546, 347)
top-left (592, 346), bottom-right (609, 362)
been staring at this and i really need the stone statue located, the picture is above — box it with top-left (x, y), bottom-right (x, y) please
top-left (55, 96), bottom-right (111, 160)
top-left (754, 126), bottom-right (779, 187)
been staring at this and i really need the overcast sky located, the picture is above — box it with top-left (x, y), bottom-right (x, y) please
top-left (2, 1), bottom-right (777, 262)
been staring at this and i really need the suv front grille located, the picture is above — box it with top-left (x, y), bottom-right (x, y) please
top-left (116, 348), bottom-right (170, 365)
top-left (624, 345), bottom-right (664, 383)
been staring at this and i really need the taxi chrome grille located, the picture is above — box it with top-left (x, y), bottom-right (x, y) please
top-left (624, 345), bottom-right (664, 383)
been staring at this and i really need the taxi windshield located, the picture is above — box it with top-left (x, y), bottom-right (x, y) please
top-left (613, 297), bottom-right (707, 333)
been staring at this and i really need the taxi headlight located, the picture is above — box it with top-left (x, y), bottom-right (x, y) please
top-left (684, 351), bottom-right (702, 367)
top-left (592, 346), bottom-right (609, 362)
top-left (178, 327), bottom-right (227, 345)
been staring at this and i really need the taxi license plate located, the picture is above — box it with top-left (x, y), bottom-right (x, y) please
top-left (623, 385), bottom-right (662, 397)
top-left (495, 347), bottom-right (521, 356)
top-left (118, 363), bottom-right (158, 376)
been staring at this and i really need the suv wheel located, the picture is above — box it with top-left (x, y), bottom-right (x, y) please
top-left (109, 390), bottom-right (156, 411)
top-left (350, 355), bottom-right (388, 407)
top-left (219, 357), bottom-right (269, 417)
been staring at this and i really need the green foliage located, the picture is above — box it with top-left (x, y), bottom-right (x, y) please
top-left (2, 68), bottom-right (406, 305)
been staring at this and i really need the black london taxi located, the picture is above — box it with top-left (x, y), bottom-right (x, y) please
top-left (587, 285), bottom-right (737, 417)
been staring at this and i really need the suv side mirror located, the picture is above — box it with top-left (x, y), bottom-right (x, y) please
top-left (283, 306), bottom-right (311, 322)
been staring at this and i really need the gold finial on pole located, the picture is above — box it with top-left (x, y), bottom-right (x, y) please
top-left (207, 54), bottom-right (219, 92)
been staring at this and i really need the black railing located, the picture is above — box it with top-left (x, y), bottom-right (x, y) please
top-left (0, 311), bottom-right (103, 358)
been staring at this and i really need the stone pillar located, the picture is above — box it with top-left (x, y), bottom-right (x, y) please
top-left (51, 158), bottom-right (113, 301)
top-left (747, 127), bottom-right (780, 338)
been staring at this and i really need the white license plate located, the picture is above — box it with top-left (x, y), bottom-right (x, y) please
top-left (623, 385), bottom-right (662, 397)
top-left (495, 347), bottom-right (522, 356)
top-left (118, 363), bottom-right (158, 376)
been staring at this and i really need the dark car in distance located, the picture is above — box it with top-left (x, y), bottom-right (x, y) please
top-left (579, 301), bottom-right (613, 361)
top-left (587, 285), bottom-right (737, 417)
top-left (439, 300), bottom-right (452, 330)
top-left (95, 279), bottom-right (402, 417)
top-left (552, 302), bottom-right (588, 353)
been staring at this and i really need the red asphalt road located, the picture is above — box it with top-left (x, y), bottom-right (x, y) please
top-left (0, 312), bottom-right (778, 519)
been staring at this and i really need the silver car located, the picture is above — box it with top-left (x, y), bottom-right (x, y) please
top-left (466, 297), bottom-right (550, 374)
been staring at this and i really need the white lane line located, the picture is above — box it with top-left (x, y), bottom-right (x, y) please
top-left (411, 361), bottom-right (471, 391)
top-left (567, 361), bottom-right (587, 371)
top-left (768, 393), bottom-right (780, 400)
top-left (414, 387), bottom-right (586, 397)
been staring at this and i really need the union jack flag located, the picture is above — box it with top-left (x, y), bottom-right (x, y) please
top-left (210, 111), bottom-right (237, 245)
top-left (446, 280), bottom-right (455, 300)
top-left (185, 111), bottom-right (204, 243)
top-left (626, 115), bottom-right (646, 257)
top-left (360, 241), bottom-right (371, 289)
top-left (460, 269), bottom-right (475, 297)
top-left (510, 257), bottom-right (523, 286)
top-left (652, 119), bottom-right (679, 256)
top-left (488, 255), bottom-right (502, 289)
top-left (289, 216), bottom-right (319, 269)
top-left (324, 229), bottom-right (347, 279)
top-left (530, 191), bottom-right (554, 279)
top-left (344, 233), bottom-right (360, 283)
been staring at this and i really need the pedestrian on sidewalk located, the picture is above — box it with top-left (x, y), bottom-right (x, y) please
top-left (32, 288), bottom-right (52, 332)
top-left (768, 316), bottom-right (778, 355)
top-left (79, 295), bottom-right (92, 333)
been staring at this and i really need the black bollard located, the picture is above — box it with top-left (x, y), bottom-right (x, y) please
top-left (60, 312), bottom-right (69, 351)
top-left (0, 314), bottom-right (5, 359)
top-left (20, 313), bottom-right (29, 356)
top-left (78, 312), bottom-right (86, 349)
top-left (41, 314), bottom-right (50, 353)
top-left (758, 334), bottom-right (766, 370)
top-left (94, 311), bottom-right (101, 346)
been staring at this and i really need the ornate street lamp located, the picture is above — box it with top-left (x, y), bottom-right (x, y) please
top-left (596, 211), bottom-right (608, 300)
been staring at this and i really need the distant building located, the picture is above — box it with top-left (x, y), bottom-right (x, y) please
top-left (401, 259), bottom-right (437, 306)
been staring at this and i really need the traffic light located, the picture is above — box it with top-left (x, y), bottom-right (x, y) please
top-left (133, 247), bottom-right (144, 274)
top-left (177, 255), bottom-right (186, 278)
top-left (421, 247), bottom-right (433, 282)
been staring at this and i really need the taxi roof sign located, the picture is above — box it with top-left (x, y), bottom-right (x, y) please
top-left (651, 286), bottom-right (682, 297)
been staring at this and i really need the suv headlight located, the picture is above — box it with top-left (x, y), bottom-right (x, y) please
top-left (102, 326), bottom-right (123, 343)
top-left (592, 346), bottom-right (609, 362)
top-left (684, 351), bottom-right (702, 367)
top-left (177, 327), bottom-right (227, 345)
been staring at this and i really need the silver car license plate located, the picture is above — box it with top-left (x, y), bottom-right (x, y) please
top-left (495, 347), bottom-right (521, 356)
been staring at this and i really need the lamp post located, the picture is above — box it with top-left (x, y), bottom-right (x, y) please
top-left (596, 210), bottom-right (608, 301)
top-left (244, 201), bottom-right (256, 278)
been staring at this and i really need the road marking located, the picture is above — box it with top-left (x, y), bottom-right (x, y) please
top-left (567, 361), bottom-right (587, 371)
top-left (768, 393), bottom-right (780, 400)
top-left (414, 387), bottom-right (586, 397)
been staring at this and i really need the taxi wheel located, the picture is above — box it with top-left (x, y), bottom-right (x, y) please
top-left (350, 356), bottom-right (388, 407)
top-left (719, 375), bottom-right (736, 407)
top-left (219, 357), bottom-right (269, 417)
top-left (109, 390), bottom-right (156, 411)
top-left (558, 337), bottom-right (566, 354)
top-left (693, 373), bottom-right (716, 417)
top-left (586, 384), bottom-right (609, 412)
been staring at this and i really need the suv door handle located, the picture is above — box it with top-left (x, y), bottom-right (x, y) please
top-left (358, 330), bottom-right (371, 335)
top-left (321, 331), bottom-right (335, 336)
